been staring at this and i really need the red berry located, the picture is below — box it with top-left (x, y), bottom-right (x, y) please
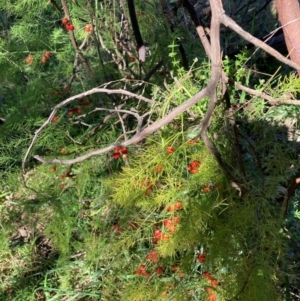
top-left (44, 51), bottom-right (51, 58)
top-left (62, 18), bottom-right (69, 25)
top-left (113, 152), bottom-right (121, 159)
top-left (129, 56), bottom-right (135, 62)
top-left (66, 24), bottom-right (75, 31)
top-left (197, 253), bottom-right (206, 263)
top-left (152, 237), bottom-right (159, 244)
top-left (154, 228), bottom-right (162, 239)
top-left (166, 146), bottom-right (175, 154)
top-left (52, 116), bottom-right (59, 122)
top-left (155, 267), bottom-right (164, 275)
top-left (191, 160), bottom-right (200, 168)
top-left (120, 147), bottom-right (127, 154)
top-left (85, 24), bottom-right (91, 32)
top-left (114, 146), bottom-right (122, 152)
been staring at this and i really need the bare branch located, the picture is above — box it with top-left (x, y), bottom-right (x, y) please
top-left (220, 13), bottom-right (300, 71)
top-left (22, 88), bottom-right (155, 172)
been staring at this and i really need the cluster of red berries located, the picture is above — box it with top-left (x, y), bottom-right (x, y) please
top-left (141, 178), bottom-right (156, 196)
top-left (146, 249), bottom-right (159, 263)
top-left (135, 264), bottom-right (150, 278)
top-left (167, 201), bottom-right (183, 212)
top-left (25, 54), bottom-right (33, 64)
top-left (151, 201), bottom-right (182, 244)
top-left (68, 107), bottom-right (82, 115)
top-left (163, 216), bottom-right (180, 233)
top-left (41, 51), bottom-right (51, 64)
top-left (62, 18), bottom-right (75, 31)
top-left (187, 160), bottom-right (200, 174)
top-left (135, 250), bottom-right (164, 278)
top-left (203, 270), bottom-right (218, 301)
top-left (78, 98), bottom-right (90, 106)
top-left (113, 146), bottom-right (128, 159)
top-left (203, 271), bottom-right (218, 287)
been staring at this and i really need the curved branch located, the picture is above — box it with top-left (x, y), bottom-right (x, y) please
top-left (22, 88), bottom-right (155, 173)
top-left (33, 86), bottom-right (210, 165)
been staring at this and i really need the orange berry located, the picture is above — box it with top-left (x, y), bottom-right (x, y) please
top-left (167, 204), bottom-right (175, 212)
top-left (51, 166), bottom-right (56, 172)
top-left (25, 54), bottom-right (33, 64)
top-left (85, 24), bottom-right (91, 32)
top-left (41, 56), bottom-right (47, 64)
top-left (174, 201), bottom-right (183, 210)
top-left (44, 51), bottom-right (51, 58)
top-left (155, 165), bottom-right (163, 172)
top-left (166, 146), bottom-right (175, 154)
top-left (76, 107), bottom-right (83, 114)
top-left (203, 186), bottom-right (210, 192)
top-left (68, 109), bottom-right (74, 115)
top-left (161, 234), bottom-right (169, 241)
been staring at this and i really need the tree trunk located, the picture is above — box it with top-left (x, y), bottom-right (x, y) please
top-left (274, 0), bottom-right (300, 75)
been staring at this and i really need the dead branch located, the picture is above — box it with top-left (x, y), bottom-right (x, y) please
top-left (22, 88), bottom-right (155, 173)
